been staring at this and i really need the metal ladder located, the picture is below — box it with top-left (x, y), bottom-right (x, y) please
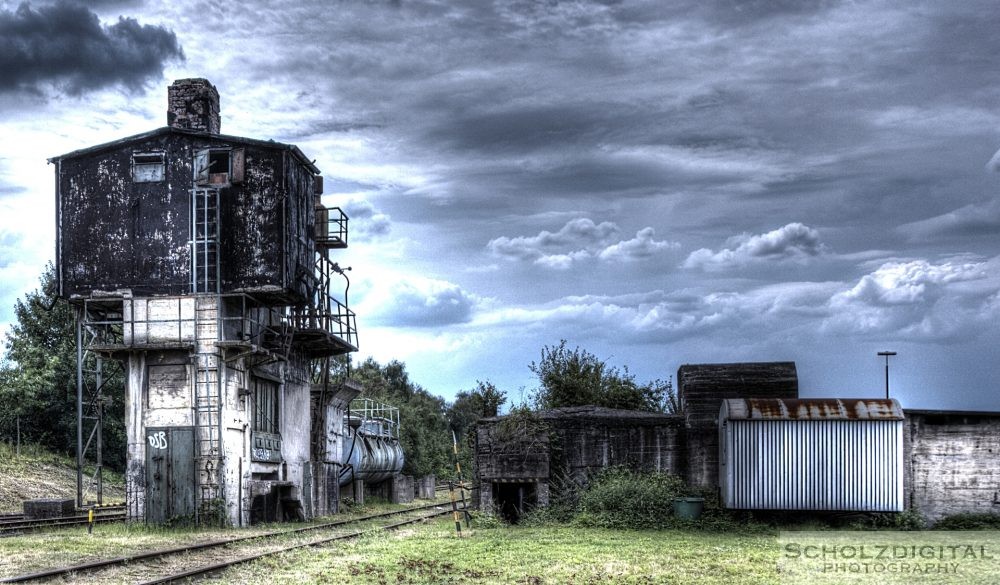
top-left (193, 297), bottom-right (223, 523)
top-left (190, 188), bottom-right (224, 522)
top-left (191, 188), bottom-right (220, 294)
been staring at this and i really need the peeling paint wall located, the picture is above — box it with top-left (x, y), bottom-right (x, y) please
top-left (278, 360), bottom-right (312, 514)
top-left (125, 349), bottom-right (191, 521)
top-left (220, 147), bottom-right (285, 294)
top-left (57, 133), bottom-right (314, 303)
top-left (59, 134), bottom-right (192, 296)
top-left (283, 152), bottom-right (317, 301)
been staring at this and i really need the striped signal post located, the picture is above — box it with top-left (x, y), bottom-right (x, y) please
top-left (448, 480), bottom-right (462, 535)
top-left (452, 431), bottom-right (471, 527)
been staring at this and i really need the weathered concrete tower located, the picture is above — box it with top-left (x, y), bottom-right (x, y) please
top-left (51, 80), bottom-right (357, 525)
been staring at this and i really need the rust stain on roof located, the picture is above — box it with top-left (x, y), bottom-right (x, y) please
top-left (722, 398), bottom-right (903, 420)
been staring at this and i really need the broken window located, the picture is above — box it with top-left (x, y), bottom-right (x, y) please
top-left (194, 148), bottom-right (244, 186)
top-left (133, 152), bottom-right (165, 182)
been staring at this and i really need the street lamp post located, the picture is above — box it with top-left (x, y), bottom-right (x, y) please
top-left (877, 351), bottom-right (896, 400)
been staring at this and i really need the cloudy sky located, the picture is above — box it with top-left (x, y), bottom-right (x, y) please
top-left (2, 0), bottom-right (1000, 411)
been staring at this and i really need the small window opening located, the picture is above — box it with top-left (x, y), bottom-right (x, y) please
top-left (133, 152), bottom-right (165, 183)
top-left (194, 149), bottom-right (231, 186)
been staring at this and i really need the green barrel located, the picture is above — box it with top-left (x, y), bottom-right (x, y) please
top-left (673, 497), bottom-right (705, 520)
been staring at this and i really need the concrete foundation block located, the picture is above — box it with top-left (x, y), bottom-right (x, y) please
top-left (392, 474), bottom-right (414, 504)
top-left (415, 475), bottom-right (436, 499)
top-left (23, 498), bottom-right (76, 519)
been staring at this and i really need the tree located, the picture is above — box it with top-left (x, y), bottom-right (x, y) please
top-left (528, 340), bottom-right (676, 413)
top-left (0, 266), bottom-right (126, 469)
top-left (446, 380), bottom-right (507, 479)
top-left (448, 380), bottom-right (506, 437)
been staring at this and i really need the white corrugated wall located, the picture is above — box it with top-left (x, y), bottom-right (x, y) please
top-left (720, 419), bottom-right (903, 511)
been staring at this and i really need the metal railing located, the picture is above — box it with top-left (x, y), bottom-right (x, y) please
top-left (315, 206), bottom-right (348, 249)
top-left (80, 292), bottom-right (356, 356)
top-left (288, 295), bottom-right (358, 350)
top-left (348, 398), bottom-right (400, 438)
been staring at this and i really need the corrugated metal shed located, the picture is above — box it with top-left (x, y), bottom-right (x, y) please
top-left (719, 398), bottom-right (904, 512)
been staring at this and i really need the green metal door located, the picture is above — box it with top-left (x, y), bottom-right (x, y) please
top-left (145, 427), bottom-right (196, 524)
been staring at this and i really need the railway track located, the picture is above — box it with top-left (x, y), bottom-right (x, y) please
top-left (1, 500), bottom-right (463, 584)
top-left (141, 507), bottom-right (456, 584)
top-left (0, 507), bottom-right (126, 535)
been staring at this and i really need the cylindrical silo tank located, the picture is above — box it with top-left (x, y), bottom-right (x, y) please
top-left (339, 424), bottom-right (405, 486)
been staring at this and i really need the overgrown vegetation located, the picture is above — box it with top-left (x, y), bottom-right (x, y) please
top-left (529, 340), bottom-right (677, 413)
top-left (933, 512), bottom-right (1000, 530)
top-left (574, 467), bottom-right (688, 529)
top-left (519, 467), bottom-right (763, 533)
top-left (0, 441), bottom-right (126, 511)
top-left (847, 509), bottom-right (926, 531)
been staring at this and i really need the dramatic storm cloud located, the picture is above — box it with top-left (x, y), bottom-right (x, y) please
top-left (0, 1), bottom-right (183, 94)
top-left (3, 0), bottom-right (1000, 410)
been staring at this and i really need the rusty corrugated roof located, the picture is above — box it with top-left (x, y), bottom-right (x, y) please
top-left (721, 398), bottom-right (904, 420)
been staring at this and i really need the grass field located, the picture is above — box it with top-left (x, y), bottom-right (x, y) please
top-left (2, 444), bottom-right (997, 584)
top-left (0, 507), bottom-right (781, 584)
top-left (220, 515), bottom-right (782, 584)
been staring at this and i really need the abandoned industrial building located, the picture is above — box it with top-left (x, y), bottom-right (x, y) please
top-left (40, 79), bottom-right (1000, 530)
top-left (50, 79), bottom-right (404, 526)
top-left (476, 362), bottom-right (1000, 523)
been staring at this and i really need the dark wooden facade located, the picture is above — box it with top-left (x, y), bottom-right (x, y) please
top-left (52, 128), bottom-right (318, 303)
top-left (678, 362), bottom-right (799, 487)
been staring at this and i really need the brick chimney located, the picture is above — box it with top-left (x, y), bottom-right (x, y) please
top-left (167, 78), bottom-right (220, 134)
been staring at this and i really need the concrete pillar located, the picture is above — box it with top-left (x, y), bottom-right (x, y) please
top-left (353, 478), bottom-right (365, 505)
top-left (536, 481), bottom-right (550, 507)
top-left (415, 475), bottom-right (436, 499)
top-left (478, 480), bottom-right (493, 512)
top-left (391, 475), bottom-right (414, 504)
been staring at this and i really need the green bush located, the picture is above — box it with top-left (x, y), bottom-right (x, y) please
top-left (574, 468), bottom-right (687, 529)
top-left (469, 510), bottom-right (507, 529)
top-left (846, 509), bottom-right (925, 531)
top-left (933, 512), bottom-right (1000, 530)
top-left (520, 501), bottom-right (577, 526)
